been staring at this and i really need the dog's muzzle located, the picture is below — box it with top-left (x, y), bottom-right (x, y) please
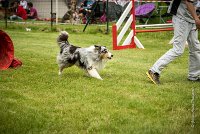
top-left (107, 54), bottom-right (113, 59)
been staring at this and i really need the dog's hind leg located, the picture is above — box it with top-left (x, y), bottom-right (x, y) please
top-left (58, 63), bottom-right (73, 75)
top-left (87, 68), bottom-right (103, 80)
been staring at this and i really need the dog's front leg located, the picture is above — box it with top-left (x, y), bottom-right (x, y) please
top-left (58, 65), bottom-right (65, 75)
top-left (87, 68), bottom-right (103, 80)
top-left (58, 69), bottom-right (63, 76)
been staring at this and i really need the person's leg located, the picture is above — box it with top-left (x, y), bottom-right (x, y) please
top-left (10, 16), bottom-right (13, 20)
top-left (187, 24), bottom-right (200, 80)
top-left (10, 15), bottom-right (17, 20)
top-left (16, 16), bottom-right (23, 20)
top-left (147, 16), bottom-right (190, 84)
top-left (150, 16), bottom-right (189, 74)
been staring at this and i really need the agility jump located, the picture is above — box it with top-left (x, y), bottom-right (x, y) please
top-left (112, 0), bottom-right (144, 50)
top-left (112, 0), bottom-right (173, 50)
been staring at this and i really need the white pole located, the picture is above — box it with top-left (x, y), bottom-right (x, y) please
top-left (56, 0), bottom-right (58, 25)
top-left (136, 23), bottom-right (173, 28)
top-left (116, 1), bottom-right (132, 30)
top-left (117, 15), bottom-right (133, 45)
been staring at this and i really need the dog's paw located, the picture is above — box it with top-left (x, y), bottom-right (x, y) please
top-left (58, 72), bottom-right (62, 76)
top-left (99, 78), bottom-right (103, 80)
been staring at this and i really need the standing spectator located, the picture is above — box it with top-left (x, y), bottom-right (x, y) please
top-left (27, 2), bottom-right (38, 20)
top-left (10, 1), bottom-right (27, 20)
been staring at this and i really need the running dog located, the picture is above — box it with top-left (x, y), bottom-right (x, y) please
top-left (56, 31), bottom-right (113, 80)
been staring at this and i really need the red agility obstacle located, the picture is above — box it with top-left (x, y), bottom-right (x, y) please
top-left (112, 0), bottom-right (173, 50)
top-left (112, 0), bottom-right (144, 50)
top-left (0, 30), bottom-right (22, 70)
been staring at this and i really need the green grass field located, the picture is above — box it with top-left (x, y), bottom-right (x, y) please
top-left (0, 24), bottom-right (199, 134)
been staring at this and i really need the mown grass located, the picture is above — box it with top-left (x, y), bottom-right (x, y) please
top-left (0, 23), bottom-right (199, 134)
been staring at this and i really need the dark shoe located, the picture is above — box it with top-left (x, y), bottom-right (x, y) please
top-left (146, 70), bottom-right (160, 84)
top-left (188, 78), bottom-right (200, 82)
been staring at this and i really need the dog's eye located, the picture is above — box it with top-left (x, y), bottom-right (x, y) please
top-left (101, 49), bottom-right (107, 53)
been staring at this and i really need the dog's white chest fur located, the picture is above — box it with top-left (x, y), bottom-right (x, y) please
top-left (78, 46), bottom-right (107, 71)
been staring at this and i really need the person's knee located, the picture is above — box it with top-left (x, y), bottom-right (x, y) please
top-left (10, 16), bottom-right (15, 20)
top-left (189, 44), bottom-right (200, 52)
top-left (172, 42), bottom-right (185, 56)
top-left (170, 47), bottom-right (184, 57)
top-left (174, 49), bottom-right (184, 56)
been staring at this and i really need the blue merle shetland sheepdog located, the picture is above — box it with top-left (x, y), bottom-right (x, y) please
top-left (56, 31), bottom-right (113, 80)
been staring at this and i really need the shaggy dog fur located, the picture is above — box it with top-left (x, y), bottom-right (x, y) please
top-left (56, 31), bottom-right (113, 80)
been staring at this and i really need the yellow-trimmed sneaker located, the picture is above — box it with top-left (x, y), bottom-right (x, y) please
top-left (146, 70), bottom-right (160, 84)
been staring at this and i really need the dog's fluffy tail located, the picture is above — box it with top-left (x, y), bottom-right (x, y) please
top-left (57, 31), bottom-right (69, 48)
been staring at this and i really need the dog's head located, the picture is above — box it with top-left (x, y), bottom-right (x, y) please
top-left (94, 45), bottom-right (113, 60)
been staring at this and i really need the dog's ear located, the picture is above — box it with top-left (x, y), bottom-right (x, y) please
top-left (94, 45), bottom-right (101, 50)
top-left (94, 45), bottom-right (99, 48)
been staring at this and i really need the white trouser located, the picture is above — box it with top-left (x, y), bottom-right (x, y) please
top-left (151, 15), bottom-right (200, 80)
top-left (10, 15), bottom-right (23, 20)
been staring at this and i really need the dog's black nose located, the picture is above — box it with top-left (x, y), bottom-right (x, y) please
top-left (111, 55), bottom-right (113, 57)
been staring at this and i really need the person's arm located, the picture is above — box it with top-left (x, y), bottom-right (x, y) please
top-left (24, 1), bottom-right (27, 9)
top-left (28, 11), bottom-right (34, 17)
top-left (185, 0), bottom-right (200, 29)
